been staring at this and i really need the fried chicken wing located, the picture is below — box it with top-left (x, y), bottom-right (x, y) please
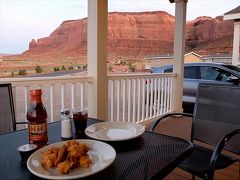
top-left (57, 161), bottom-right (74, 174)
top-left (41, 140), bottom-right (92, 174)
top-left (42, 147), bottom-right (59, 168)
top-left (79, 155), bottom-right (92, 168)
top-left (54, 144), bottom-right (67, 166)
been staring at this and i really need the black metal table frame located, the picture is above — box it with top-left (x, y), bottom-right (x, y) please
top-left (0, 118), bottom-right (193, 180)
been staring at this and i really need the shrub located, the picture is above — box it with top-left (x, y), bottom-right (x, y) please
top-left (11, 71), bottom-right (15, 77)
top-left (35, 65), bottom-right (43, 73)
top-left (108, 65), bottom-right (113, 72)
top-left (127, 62), bottom-right (136, 72)
top-left (53, 67), bottom-right (60, 71)
top-left (61, 66), bottom-right (67, 71)
top-left (18, 69), bottom-right (27, 76)
top-left (68, 66), bottom-right (74, 70)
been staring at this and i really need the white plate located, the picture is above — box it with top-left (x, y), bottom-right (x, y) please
top-left (85, 122), bottom-right (145, 141)
top-left (27, 139), bottom-right (116, 180)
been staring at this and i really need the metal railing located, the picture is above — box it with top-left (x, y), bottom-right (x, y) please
top-left (108, 73), bottom-right (176, 123)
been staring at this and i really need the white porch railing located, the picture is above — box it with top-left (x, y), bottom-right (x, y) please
top-left (0, 73), bottom-right (176, 126)
top-left (0, 76), bottom-right (93, 123)
top-left (108, 73), bottom-right (177, 123)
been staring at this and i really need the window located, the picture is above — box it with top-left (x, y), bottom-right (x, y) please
top-left (223, 65), bottom-right (240, 73)
top-left (163, 68), bottom-right (173, 73)
top-left (184, 66), bottom-right (198, 79)
top-left (200, 66), bottom-right (232, 81)
top-left (163, 66), bottom-right (198, 79)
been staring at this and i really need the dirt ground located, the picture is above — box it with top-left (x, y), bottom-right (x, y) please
top-left (0, 57), bottom-right (148, 78)
top-left (0, 57), bottom-right (87, 78)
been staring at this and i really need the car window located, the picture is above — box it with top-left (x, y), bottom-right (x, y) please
top-left (151, 68), bottom-right (163, 73)
top-left (184, 66), bottom-right (198, 79)
top-left (222, 64), bottom-right (240, 73)
top-left (200, 66), bottom-right (232, 81)
top-left (163, 68), bottom-right (173, 73)
top-left (163, 66), bottom-right (197, 79)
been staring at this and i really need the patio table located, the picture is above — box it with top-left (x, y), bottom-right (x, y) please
top-left (0, 118), bottom-right (192, 180)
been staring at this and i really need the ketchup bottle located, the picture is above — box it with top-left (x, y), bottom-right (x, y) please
top-left (26, 89), bottom-right (48, 148)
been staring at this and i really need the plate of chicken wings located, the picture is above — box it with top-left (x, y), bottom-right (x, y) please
top-left (27, 139), bottom-right (116, 179)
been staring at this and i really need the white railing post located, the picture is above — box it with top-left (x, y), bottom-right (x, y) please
top-left (12, 86), bottom-right (18, 121)
top-left (80, 83), bottom-right (84, 108)
top-left (71, 83), bottom-right (76, 109)
top-left (141, 78), bottom-right (145, 121)
top-left (50, 85), bottom-right (56, 122)
top-left (132, 79), bottom-right (136, 123)
top-left (110, 81), bottom-right (114, 121)
top-left (122, 80), bottom-right (126, 122)
top-left (61, 84), bottom-right (66, 110)
top-left (137, 79), bottom-right (141, 123)
top-left (145, 79), bottom-right (149, 119)
top-left (127, 79), bottom-right (131, 122)
top-left (24, 86), bottom-right (29, 116)
top-left (116, 80), bottom-right (120, 122)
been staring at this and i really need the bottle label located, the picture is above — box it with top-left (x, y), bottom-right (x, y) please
top-left (28, 122), bottom-right (48, 142)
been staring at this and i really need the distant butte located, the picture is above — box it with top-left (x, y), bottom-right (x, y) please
top-left (20, 11), bottom-right (234, 61)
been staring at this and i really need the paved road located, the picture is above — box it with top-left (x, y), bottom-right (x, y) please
top-left (29, 69), bottom-right (86, 77)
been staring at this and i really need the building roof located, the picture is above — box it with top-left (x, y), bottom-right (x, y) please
top-left (202, 54), bottom-right (232, 59)
top-left (144, 52), bottom-right (202, 60)
top-left (185, 52), bottom-right (202, 58)
top-left (224, 6), bottom-right (240, 20)
top-left (224, 6), bottom-right (240, 15)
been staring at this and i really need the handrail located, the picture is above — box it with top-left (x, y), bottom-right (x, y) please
top-left (0, 76), bottom-right (93, 87)
top-left (108, 73), bottom-right (176, 80)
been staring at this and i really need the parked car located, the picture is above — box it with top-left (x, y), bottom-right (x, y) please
top-left (151, 62), bottom-right (240, 113)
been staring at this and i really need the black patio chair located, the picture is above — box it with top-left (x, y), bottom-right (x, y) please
top-left (0, 83), bottom-right (27, 134)
top-left (150, 82), bottom-right (240, 180)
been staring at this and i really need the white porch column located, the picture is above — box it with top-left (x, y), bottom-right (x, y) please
top-left (232, 21), bottom-right (240, 66)
top-left (171, 0), bottom-right (187, 112)
top-left (87, 0), bottom-right (108, 120)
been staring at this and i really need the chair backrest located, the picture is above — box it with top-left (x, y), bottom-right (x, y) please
top-left (0, 83), bottom-right (16, 134)
top-left (192, 82), bottom-right (240, 154)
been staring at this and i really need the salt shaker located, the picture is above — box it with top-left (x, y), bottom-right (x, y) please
top-left (61, 109), bottom-right (73, 140)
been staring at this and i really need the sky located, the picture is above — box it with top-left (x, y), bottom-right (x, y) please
top-left (0, 0), bottom-right (239, 54)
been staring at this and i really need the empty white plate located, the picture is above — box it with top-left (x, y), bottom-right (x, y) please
top-left (85, 122), bottom-right (145, 141)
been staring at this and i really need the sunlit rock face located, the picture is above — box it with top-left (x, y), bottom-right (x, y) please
top-left (29, 39), bottom-right (37, 50)
top-left (186, 16), bottom-right (234, 54)
top-left (23, 11), bottom-right (233, 61)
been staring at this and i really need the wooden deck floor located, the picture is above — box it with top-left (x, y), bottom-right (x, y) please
top-left (144, 115), bottom-right (240, 180)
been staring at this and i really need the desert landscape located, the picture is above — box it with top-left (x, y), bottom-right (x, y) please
top-left (0, 11), bottom-right (234, 77)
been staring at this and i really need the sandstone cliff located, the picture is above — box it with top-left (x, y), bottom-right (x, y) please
top-left (186, 16), bottom-right (233, 54)
top-left (22, 11), bottom-right (234, 61)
